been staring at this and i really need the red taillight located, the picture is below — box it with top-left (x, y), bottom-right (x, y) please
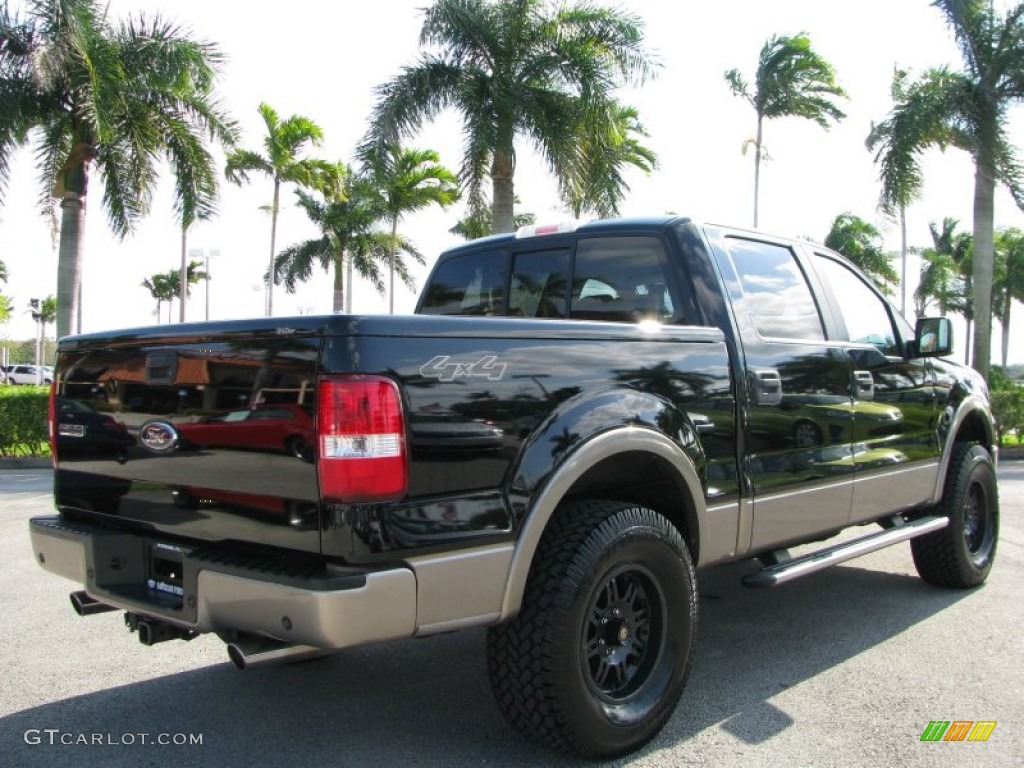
top-left (317, 375), bottom-right (408, 503)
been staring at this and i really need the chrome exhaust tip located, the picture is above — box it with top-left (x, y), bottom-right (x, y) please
top-left (226, 637), bottom-right (328, 670)
top-left (69, 591), bottom-right (117, 617)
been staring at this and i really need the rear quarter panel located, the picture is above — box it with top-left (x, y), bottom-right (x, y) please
top-left (319, 317), bottom-right (737, 562)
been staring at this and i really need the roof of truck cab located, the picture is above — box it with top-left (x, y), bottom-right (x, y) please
top-left (440, 215), bottom-right (692, 255)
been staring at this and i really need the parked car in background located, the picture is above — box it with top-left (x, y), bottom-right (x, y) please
top-left (4, 364), bottom-right (53, 385)
top-left (165, 403), bottom-right (315, 461)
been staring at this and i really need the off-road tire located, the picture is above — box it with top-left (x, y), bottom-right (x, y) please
top-left (912, 443), bottom-right (998, 588)
top-left (487, 500), bottom-right (696, 758)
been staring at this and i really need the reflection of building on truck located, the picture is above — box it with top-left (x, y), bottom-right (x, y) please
top-left (29, 217), bottom-right (999, 760)
top-left (62, 351), bottom-right (314, 416)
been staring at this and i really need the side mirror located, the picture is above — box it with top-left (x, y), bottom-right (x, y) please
top-left (914, 317), bottom-right (953, 358)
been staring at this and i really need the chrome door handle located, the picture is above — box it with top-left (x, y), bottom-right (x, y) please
top-left (750, 368), bottom-right (782, 406)
top-left (853, 370), bottom-right (875, 400)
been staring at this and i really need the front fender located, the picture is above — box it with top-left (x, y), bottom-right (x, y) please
top-left (932, 394), bottom-right (997, 502)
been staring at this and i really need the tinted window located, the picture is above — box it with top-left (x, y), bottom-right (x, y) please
top-left (725, 238), bottom-right (824, 340)
top-left (252, 408), bottom-right (295, 420)
top-left (420, 250), bottom-right (506, 315)
top-left (571, 237), bottom-right (676, 323)
top-left (813, 254), bottom-right (900, 355)
top-left (509, 249), bottom-right (570, 318)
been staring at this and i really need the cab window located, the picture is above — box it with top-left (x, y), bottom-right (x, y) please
top-left (509, 249), bottom-right (570, 317)
top-left (813, 253), bottom-right (901, 355)
top-left (570, 237), bottom-right (677, 323)
top-left (723, 237), bottom-right (825, 341)
top-left (419, 250), bottom-right (506, 315)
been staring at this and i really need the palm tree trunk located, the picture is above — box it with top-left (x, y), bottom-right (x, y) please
top-left (491, 151), bottom-right (515, 234)
top-left (267, 180), bottom-right (281, 316)
top-left (753, 115), bottom-right (763, 228)
top-left (389, 217), bottom-right (398, 314)
top-left (56, 193), bottom-right (86, 340)
top-left (971, 158), bottom-right (996, 380)
top-left (346, 257), bottom-right (353, 314)
top-left (332, 254), bottom-right (345, 314)
top-left (899, 204), bottom-right (908, 315)
top-left (1002, 300), bottom-right (1011, 370)
top-left (964, 315), bottom-right (972, 366)
top-left (179, 225), bottom-right (188, 323)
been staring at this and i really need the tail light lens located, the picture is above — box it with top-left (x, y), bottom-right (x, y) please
top-left (317, 375), bottom-right (408, 503)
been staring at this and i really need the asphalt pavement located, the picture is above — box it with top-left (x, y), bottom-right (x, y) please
top-left (0, 467), bottom-right (1021, 767)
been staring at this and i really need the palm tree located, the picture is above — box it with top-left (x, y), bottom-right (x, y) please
top-left (273, 174), bottom-right (422, 313)
top-left (0, 261), bottom-right (8, 340)
top-left (142, 273), bottom-right (176, 323)
top-left (225, 103), bottom-right (341, 316)
top-left (863, 1), bottom-right (1024, 381)
top-left (564, 103), bottom-right (658, 219)
top-left (824, 213), bottom-right (899, 293)
top-left (0, 0), bottom-right (236, 339)
top-left (915, 219), bottom-right (970, 319)
top-left (725, 32), bottom-right (846, 228)
top-left (362, 145), bottom-right (458, 313)
top-left (866, 69), bottom-right (925, 315)
top-left (994, 228), bottom-right (1024, 368)
top-left (364, 0), bottom-right (656, 234)
top-left (450, 190), bottom-right (535, 241)
top-left (168, 259), bottom-right (207, 305)
top-left (38, 295), bottom-right (56, 363)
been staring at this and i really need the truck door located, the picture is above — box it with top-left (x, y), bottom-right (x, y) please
top-left (711, 234), bottom-right (855, 551)
top-left (808, 252), bottom-right (940, 522)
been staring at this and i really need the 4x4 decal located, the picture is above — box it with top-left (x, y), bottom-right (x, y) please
top-left (420, 355), bottom-right (507, 382)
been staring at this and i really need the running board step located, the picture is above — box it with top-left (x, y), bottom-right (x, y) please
top-left (742, 516), bottom-right (948, 588)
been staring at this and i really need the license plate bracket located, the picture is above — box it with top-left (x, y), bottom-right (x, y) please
top-left (147, 543), bottom-right (187, 601)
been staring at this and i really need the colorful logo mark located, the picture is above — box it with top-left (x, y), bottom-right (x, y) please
top-left (920, 721), bottom-right (997, 742)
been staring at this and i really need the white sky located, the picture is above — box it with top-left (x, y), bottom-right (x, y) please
top-left (1, 0), bottom-right (1023, 363)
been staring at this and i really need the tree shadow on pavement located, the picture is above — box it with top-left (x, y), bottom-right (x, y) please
top-left (0, 559), bottom-right (971, 768)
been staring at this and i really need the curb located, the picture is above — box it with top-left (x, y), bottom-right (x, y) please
top-left (1000, 445), bottom-right (1024, 461)
top-left (0, 458), bottom-right (53, 470)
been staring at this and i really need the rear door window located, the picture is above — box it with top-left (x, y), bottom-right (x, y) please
top-left (722, 237), bottom-right (825, 341)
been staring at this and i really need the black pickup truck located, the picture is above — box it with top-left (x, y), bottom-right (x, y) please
top-left (30, 216), bottom-right (999, 758)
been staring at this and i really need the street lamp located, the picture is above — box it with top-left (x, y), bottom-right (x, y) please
top-left (202, 250), bottom-right (219, 321)
top-left (29, 298), bottom-right (42, 384)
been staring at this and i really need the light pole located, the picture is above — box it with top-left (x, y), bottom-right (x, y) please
top-left (204, 250), bottom-right (219, 321)
top-left (29, 298), bottom-right (42, 384)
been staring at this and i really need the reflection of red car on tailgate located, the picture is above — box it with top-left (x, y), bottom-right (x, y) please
top-left (177, 404), bottom-right (314, 461)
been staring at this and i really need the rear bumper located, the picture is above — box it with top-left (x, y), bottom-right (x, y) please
top-left (29, 516), bottom-right (416, 649)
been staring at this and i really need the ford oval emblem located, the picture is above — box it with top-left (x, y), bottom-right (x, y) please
top-left (139, 421), bottom-right (180, 453)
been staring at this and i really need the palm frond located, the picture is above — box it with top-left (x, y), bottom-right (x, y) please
top-left (272, 236), bottom-right (333, 292)
top-left (224, 148), bottom-right (273, 184)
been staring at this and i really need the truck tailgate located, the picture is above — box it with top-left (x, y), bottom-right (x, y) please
top-left (52, 331), bottom-right (322, 554)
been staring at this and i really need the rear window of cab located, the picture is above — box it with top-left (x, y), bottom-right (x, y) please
top-left (419, 236), bottom-right (681, 324)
